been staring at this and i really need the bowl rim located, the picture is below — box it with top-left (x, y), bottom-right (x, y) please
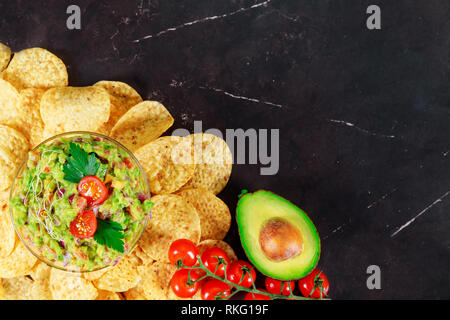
top-left (9, 131), bottom-right (151, 273)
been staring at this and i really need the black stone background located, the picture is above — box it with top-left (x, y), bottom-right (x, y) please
top-left (0, 0), bottom-right (449, 299)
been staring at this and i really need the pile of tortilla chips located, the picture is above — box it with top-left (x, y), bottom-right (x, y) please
top-left (0, 45), bottom-right (234, 300)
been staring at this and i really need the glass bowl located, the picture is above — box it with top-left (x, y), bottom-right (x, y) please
top-left (9, 131), bottom-right (151, 273)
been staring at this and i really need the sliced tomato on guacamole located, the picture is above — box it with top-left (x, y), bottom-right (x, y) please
top-left (70, 210), bottom-right (97, 239)
top-left (77, 175), bottom-right (108, 206)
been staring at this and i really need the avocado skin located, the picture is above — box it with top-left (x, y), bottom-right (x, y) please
top-left (236, 190), bottom-right (321, 280)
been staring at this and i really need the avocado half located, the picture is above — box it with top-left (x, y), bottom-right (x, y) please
top-left (236, 190), bottom-right (320, 280)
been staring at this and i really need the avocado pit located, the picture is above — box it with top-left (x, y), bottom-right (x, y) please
top-left (259, 217), bottom-right (303, 262)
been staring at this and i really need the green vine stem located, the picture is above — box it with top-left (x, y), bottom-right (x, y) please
top-left (176, 256), bottom-right (329, 301)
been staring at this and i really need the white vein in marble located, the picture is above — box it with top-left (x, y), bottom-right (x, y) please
top-left (132, 0), bottom-right (273, 42)
top-left (390, 190), bottom-right (450, 237)
top-left (327, 119), bottom-right (396, 139)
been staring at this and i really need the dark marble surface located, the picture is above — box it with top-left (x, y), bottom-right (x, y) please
top-left (1, 0), bottom-right (449, 299)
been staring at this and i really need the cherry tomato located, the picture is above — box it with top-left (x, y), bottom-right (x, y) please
top-left (69, 210), bottom-right (97, 239)
top-left (168, 239), bottom-right (199, 267)
top-left (170, 268), bottom-right (201, 298)
top-left (244, 289), bottom-right (272, 300)
top-left (226, 260), bottom-right (256, 288)
top-left (265, 277), bottom-right (295, 296)
top-left (201, 247), bottom-right (231, 277)
top-left (201, 279), bottom-right (231, 300)
top-left (77, 175), bottom-right (108, 206)
top-left (298, 269), bottom-right (329, 299)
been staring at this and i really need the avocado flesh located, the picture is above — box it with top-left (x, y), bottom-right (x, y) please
top-left (237, 190), bottom-right (320, 280)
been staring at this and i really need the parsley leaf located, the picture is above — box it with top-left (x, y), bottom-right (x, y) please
top-left (63, 142), bottom-right (100, 183)
top-left (94, 219), bottom-right (125, 253)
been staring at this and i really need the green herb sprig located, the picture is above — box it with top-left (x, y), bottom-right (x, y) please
top-left (63, 142), bottom-right (100, 183)
top-left (94, 219), bottom-right (125, 253)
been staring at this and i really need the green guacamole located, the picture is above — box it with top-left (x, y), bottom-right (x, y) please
top-left (11, 134), bottom-right (152, 271)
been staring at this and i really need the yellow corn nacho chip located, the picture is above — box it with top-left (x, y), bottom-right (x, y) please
top-left (177, 188), bottom-right (231, 241)
top-left (40, 86), bottom-right (110, 135)
top-left (0, 79), bottom-right (22, 128)
top-left (139, 261), bottom-right (176, 300)
top-left (0, 189), bottom-right (10, 205)
top-left (50, 269), bottom-right (98, 300)
top-left (0, 241), bottom-right (38, 278)
top-left (182, 133), bottom-right (232, 195)
top-left (131, 245), bottom-right (154, 266)
top-left (0, 125), bottom-right (31, 190)
top-left (93, 255), bottom-right (141, 292)
top-left (3, 47), bottom-right (68, 90)
top-left (0, 280), bottom-right (4, 299)
top-left (0, 43), bottom-right (11, 72)
top-left (1, 276), bottom-right (34, 300)
top-left (28, 262), bottom-right (52, 280)
top-left (19, 88), bottom-right (46, 146)
top-left (0, 200), bottom-right (16, 258)
top-left (81, 266), bottom-right (112, 281)
top-left (197, 240), bottom-right (238, 263)
top-left (94, 81), bottom-right (143, 135)
top-left (94, 81), bottom-right (142, 108)
top-left (140, 194), bottom-right (201, 261)
top-left (0, 124), bottom-right (30, 160)
top-left (110, 101), bottom-right (174, 151)
top-left (30, 278), bottom-right (53, 300)
top-left (135, 136), bottom-right (196, 194)
top-left (94, 80), bottom-right (142, 123)
top-left (123, 285), bottom-right (147, 300)
top-left (96, 290), bottom-right (122, 300)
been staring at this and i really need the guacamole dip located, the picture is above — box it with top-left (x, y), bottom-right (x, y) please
top-left (11, 134), bottom-right (152, 271)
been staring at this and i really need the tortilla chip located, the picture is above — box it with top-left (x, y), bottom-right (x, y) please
top-left (94, 81), bottom-right (142, 108)
top-left (94, 81), bottom-right (143, 131)
top-left (123, 285), bottom-right (147, 300)
top-left (0, 43), bottom-right (11, 72)
top-left (93, 255), bottom-right (141, 292)
top-left (50, 269), bottom-right (98, 300)
top-left (140, 194), bottom-right (201, 262)
top-left (197, 240), bottom-right (238, 263)
top-left (139, 261), bottom-right (176, 300)
top-left (0, 79), bottom-right (22, 129)
top-left (110, 101), bottom-right (174, 151)
top-left (0, 125), bottom-right (30, 190)
top-left (0, 201), bottom-right (16, 258)
top-left (40, 86), bottom-right (110, 135)
top-left (82, 266), bottom-right (111, 281)
top-left (0, 189), bottom-right (10, 205)
top-left (1, 276), bottom-right (34, 300)
top-left (132, 245), bottom-right (154, 266)
top-left (135, 136), bottom-right (195, 194)
top-left (19, 88), bottom-right (46, 146)
top-left (0, 124), bottom-right (30, 160)
top-left (0, 241), bottom-right (37, 278)
top-left (177, 188), bottom-right (231, 241)
top-left (3, 47), bottom-right (68, 90)
top-left (182, 133), bottom-right (232, 194)
top-left (96, 289), bottom-right (122, 300)
top-left (0, 81), bottom-right (45, 143)
top-left (28, 262), bottom-right (51, 280)
top-left (0, 280), bottom-right (4, 299)
top-left (30, 278), bottom-right (53, 300)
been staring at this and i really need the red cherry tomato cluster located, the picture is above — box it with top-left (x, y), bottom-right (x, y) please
top-left (167, 239), bottom-right (330, 300)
